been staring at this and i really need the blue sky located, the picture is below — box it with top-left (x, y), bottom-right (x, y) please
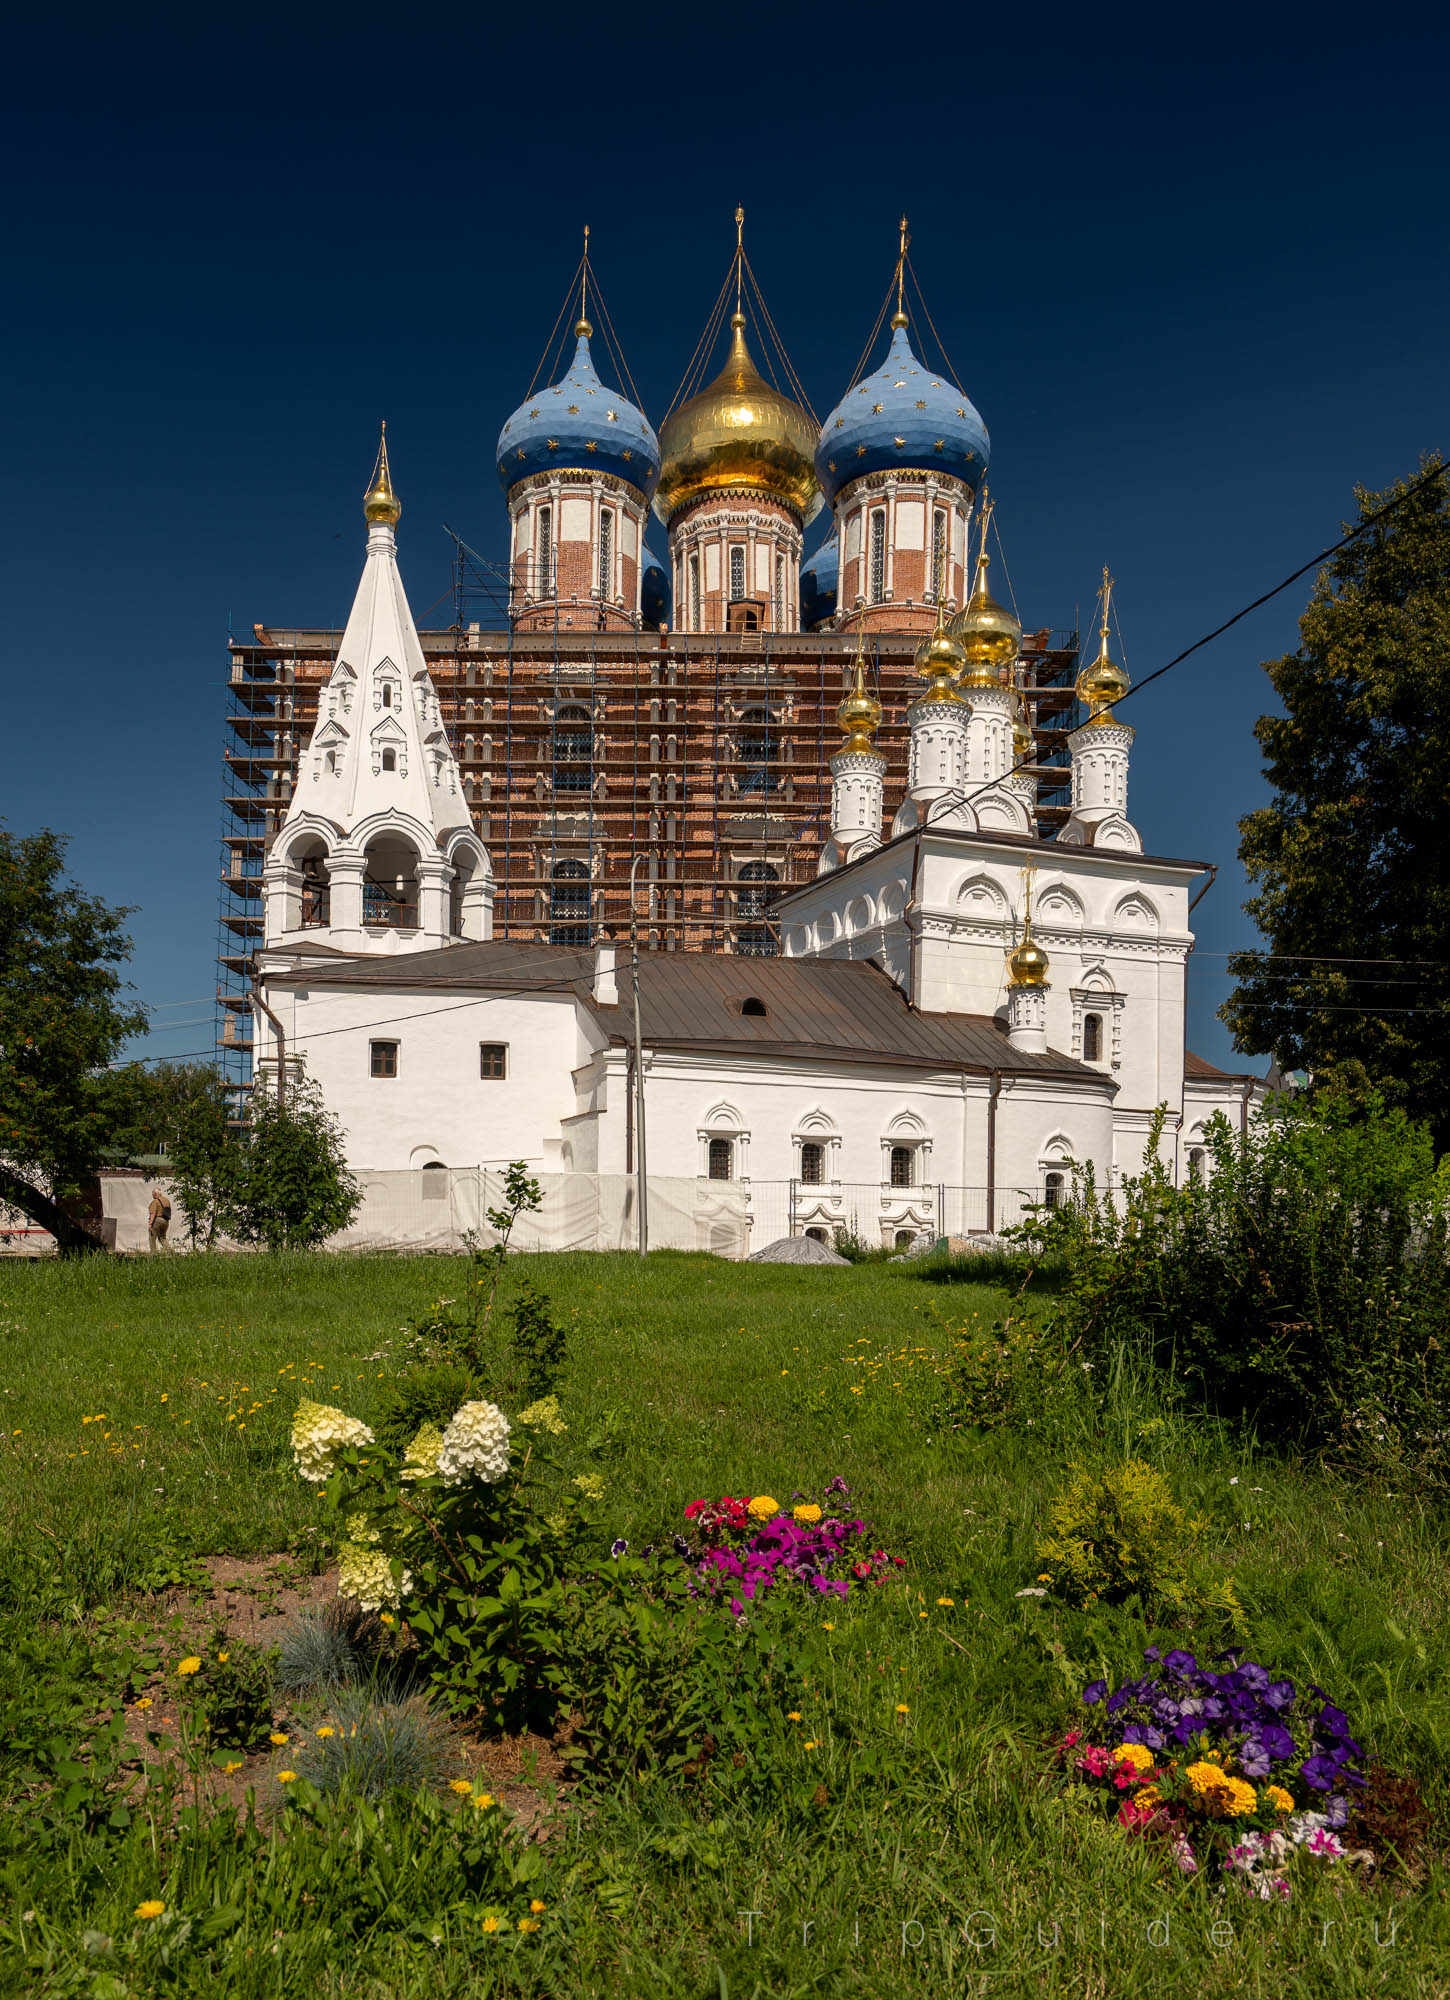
top-left (3, 7), bottom-right (1445, 1072)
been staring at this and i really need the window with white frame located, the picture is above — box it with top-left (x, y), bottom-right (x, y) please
top-left (889, 1144), bottom-right (915, 1187)
top-left (869, 510), bottom-right (886, 603)
top-left (931, 508), bottom-right (947, 601)
top-left (535, 506), bottom-right (553, 594)
top-left (1082, 1012), bottom-right (1103, 1062)
top-left (708, 1137), bottom-right (734, 1181)
top-left (1043, 1170), bottom-right (1066, 1209)
top-left (729, 546), bottom-right (746, 601)
top-left (598, 509), bottom-right (613, 599)
top-left (689, 554), bottom-right (701, 629)
top-left (799, 1141), bottom-right (825, 1185)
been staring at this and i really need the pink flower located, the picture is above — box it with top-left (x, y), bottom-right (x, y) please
top-left (1078, 1745), bottom-right (1113, 1778)
top-left (1060, 1730), bottom-right (1082, 1749)
top-left (1170, 1831), bottom-right (1198, 1875)
top-left (1306, 1828), bottom-right (1345, 1859)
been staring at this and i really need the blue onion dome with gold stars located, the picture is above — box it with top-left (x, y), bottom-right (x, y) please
top-left (496, 320), bottom-right (660, 504)
top-left (799, 529), bottom-right (838, 628)
top-left (815, 316), bottom-right (989, 511)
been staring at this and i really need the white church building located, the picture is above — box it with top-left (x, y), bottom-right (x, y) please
top-left (252, 440), bottom-right (1261, 1255)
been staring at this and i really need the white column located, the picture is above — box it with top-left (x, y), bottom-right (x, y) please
top-left (1007, 982), bottom-right (1048, 1054)
top-left (828, 749), bottom-right (886, 853)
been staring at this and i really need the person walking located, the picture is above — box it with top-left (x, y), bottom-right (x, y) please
top-left (147, 1184), bottom-right (172, 1254)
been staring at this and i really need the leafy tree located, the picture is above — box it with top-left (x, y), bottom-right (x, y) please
top-left (1221, 457), bottom-right (1450, 1145)
top-left (92, 1061), bottom-right (222, 1165)
top-left (225, 1075), bottom-right (362, 1251)
top-left (0, 828), bottom-right (147, 1253)
top-left (169, 1073), bottom-right (243, 1247)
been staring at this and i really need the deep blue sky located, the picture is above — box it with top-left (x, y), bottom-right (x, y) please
top-left (3, 8), bottom-right (1446, 1073)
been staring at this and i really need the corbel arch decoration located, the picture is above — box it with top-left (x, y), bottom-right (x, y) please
top-left (793, 1108), bottom-right (841, 1184)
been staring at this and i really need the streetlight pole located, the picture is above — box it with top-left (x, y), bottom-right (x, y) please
top-left (628, 855), bottom-right (649, 1255)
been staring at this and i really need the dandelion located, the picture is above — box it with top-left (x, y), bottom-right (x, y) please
top-left (936, 1596), bottom-right (954, 1606)
top-left (135, 1900), bottom-right (166, 1920)
top-left (472, 1792), bottom-right (495, 1809)
top-left (379, 1612), bottom-right (396, 1628)
top-left (278, 1770), bottom-right (298, 1783)
top-left (316, 1726), bottom-right (336, 1739)
top-left (822, 1622), bottom-right (835, 1632)
top-left (518, 1918), bottom-right (540, 1933)
top-left (787, 1711), bottom-right (802, 1722)
top-left (450, 1779), bottom-right (473, 1795)
top-left (133, 1697), bottom-right (153, 1711)
top-left (803, 1740), bottom-right (818, 1751)
top-left (177, 1657), bottom-right (202, 1677)
top-left (269, 1732), bottom-right (289, 1746)
top-left (530, 1900), bottom-right (547, 1913)
top-left (216, 1651), bottom-right (230, 1664)
top-left (222, 1760), bottom-right (243, 1774)
top-left (895, 1703), bottom-right (910, 1715)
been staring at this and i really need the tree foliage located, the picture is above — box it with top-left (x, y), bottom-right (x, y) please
top-left (223, 1076), bottom-right (362, 1252)
top-left (0, 827), bottom-right (148, 1250)
top-left (92, 1061), bottom-right (222, 1166)
top-left (1221, 458), bottom-right (1450, 1144)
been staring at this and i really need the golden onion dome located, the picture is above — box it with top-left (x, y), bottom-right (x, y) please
top-left (912, 616), bottom-right (967, 704)
top-left (837, 651), bottom-right (883, 753)
top-left (363, 425), bottom-right (401, 526)
top-left (654, 313), bottom-right (822, 526)
top-left (1012, 696), bottom-right (1034, 763)
top-left (950, 551), bottom-right (1020, 686)
top-left (1076, 642), bottom-right (1131, 721)
top-left (1007, 933), bottom-right (1050, 988)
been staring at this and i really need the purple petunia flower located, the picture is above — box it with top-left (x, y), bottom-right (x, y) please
top-left (1163, 1650), bottom-right (1197, 1674)
top-left (1264, 1679), bottom-right (1295, 1710)
top-left (610, 1538), bottom-right (628, 1558)
top-left (1082, 1680), bottom-right (1108, 1706)
top-left (1300, 1755), bottom-right (1339, 1790)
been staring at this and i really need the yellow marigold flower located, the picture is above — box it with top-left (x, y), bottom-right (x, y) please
top-left (529, 1900), bottom-right (547, 1913)
top-left (518, 1918), bottom-right (540, 1933)
top-left (895, 1704), bottom-right (910, 1715)
top-left (135, 1900), bottom-right (166, 1920)
top-left (449, 1779), bottom-right (473, 1795)
top-left (278, 1770), bottom-right (298, 1783)
top-left (133, 1697), bottom-right (153, 1711)
top-left (176, 1657), bottom-right (202, 1677)
top-left (1113, 1743), bottom-right (1155, 1773)
top-left (748, 1496), bottom-right (780, 1518)
top-left (269, 1732), bottom-right (289, 1746)
top-left (316, 1726), bottom-right (336, 1739)
top-left (1136, 1785), bottom-right (1161, 1810)
top-left (472, 1791), bottom-right (495, 1809)
top-left (1265, 1784), bottom-right (1295, 1813)
top-left (793, 1504), bottom-right (822, 1523)
top-left (1223, 1778), bottom-right (1258, 1816)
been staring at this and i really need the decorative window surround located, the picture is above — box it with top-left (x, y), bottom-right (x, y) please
top-left (1070, 983), bottom-right (1125, 1069)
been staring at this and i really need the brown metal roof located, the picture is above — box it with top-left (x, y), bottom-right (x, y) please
top-left (266, 938), bottom-right (1094, 1080)
top-left (1185, 1049), bottom-right (1260, 1082)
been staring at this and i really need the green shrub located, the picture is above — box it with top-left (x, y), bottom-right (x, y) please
top-left (1035, 1459), bottom-right (1242, 1627)
top-left (372, 1362), bottom-right (477, 1454)
top-left (181, 1629), bottom-right (275, 1752)
top-left (1037, 1095), bottom-right (1450, 1474)
top-left (939, 1308), bottom-right (1091, 1435)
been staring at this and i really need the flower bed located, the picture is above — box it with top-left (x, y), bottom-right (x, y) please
top-left (647, 1481), bottom-right (904, 1614)
top-left (1061, 1647), bottom-right (1371, 1896)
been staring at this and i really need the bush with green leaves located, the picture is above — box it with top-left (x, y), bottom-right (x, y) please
top-left (178, 1629), bottom-right (275, 1752)
top-left (1034, 1459), bottom-right (1242, 1629)
top-left (1031, 1094), bottom-right (1450, 1474)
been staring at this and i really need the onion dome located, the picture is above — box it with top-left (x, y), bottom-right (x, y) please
top-left (1007, 931), bottom-right (1050, 988)
top-left (496, 322), bottom-right (660, 504)
top-left (952, 549), bottom-right (1021, 687)
top-left (815, 317), bottom-right (989, 511)
top-left (1076, 566), bottom-right (1131, 722)
top-left (641, 540), bottom-right (671, 628)
top-left (837, 644), bottom-right (882, 754)
top-left (1012, 694), bottom-right (1034, 764)
top-left (911, 602), bottom-right (966, 705)
top-left (654, 313), bottom-right (821, 526)
top-left (800, 530), bottom-right (838, 628)
top-left (363, 424), bottom-right (401, 525)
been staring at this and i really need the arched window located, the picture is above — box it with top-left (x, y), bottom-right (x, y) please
top-left (535, 506), bottom-right (553, 594)
top-left (363, 832), bottom-right (419, 927)
top-left (894, 1229), bottom-right (916, 1250)
top-left (805, 1226), bottom-right (828, 1245)
top-left (729, 546), bottom-right (746, 602)
top-left (421, 1162), bottom-right (447, 1201)
top-left (381, 748), bottom-right (397, 772)
top-left (931, 508), bottom-right (947, 601)
top-left (1044, 1170), bottom-right (1066, 1209)
top-left (889, 1144), bottom-right (914, 1188)
top-left (740, 996), bottom-right (768, 1017)
top-left (737, 860), bottom-right (779, 919)
top-left (800, 1141), bottom-right (824, 1185)
top-left (708, 1136), bottom-right (734, 1181)
top-left (1083, 1012), bottom-right (1103, 1062)
top-left (1188, 1147), bottom-right (1207, 1182)
top-left (598, 509), bottom-right (614, 600)
top-left (381, 684), bottom-right (393, 709)
top-left (689, 554), bottom-right (701, 629)
top-left (774, 556), bottom-right (785, 629)
top-left (299, 850), bottom-right (330, 927)
top-left (550, 859), bottom-right (591, 946)
top-left (323, 749), bottom-right (336, 776)
top-left (555, 704), bottom-right (593, 791)
top-left (869, 510), bottom-right (886, 603)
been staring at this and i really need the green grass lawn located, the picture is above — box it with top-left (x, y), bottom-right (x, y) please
top-left (1, 1249), bottom-right (1447, 1997)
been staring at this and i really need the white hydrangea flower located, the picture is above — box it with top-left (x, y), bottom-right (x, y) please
top-left (517, 1395), bottom-right (567, 1437)
top-left (400, 1422), bottom-right (444, 1481)
top-left (337, 1540), bottom-right (410, 1612)
top-left (572, 1472), bottom-right (605, 1501)
top-left (290, 1399), bottom-right (374, 1484)
top-left (345, 1510), bottom-right (380, 1545)
top-left (436, 1399), bottom-right (511, 1486)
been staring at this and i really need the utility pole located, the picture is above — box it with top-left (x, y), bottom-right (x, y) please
top-left (628, 855), bottom-right (649, 1255)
